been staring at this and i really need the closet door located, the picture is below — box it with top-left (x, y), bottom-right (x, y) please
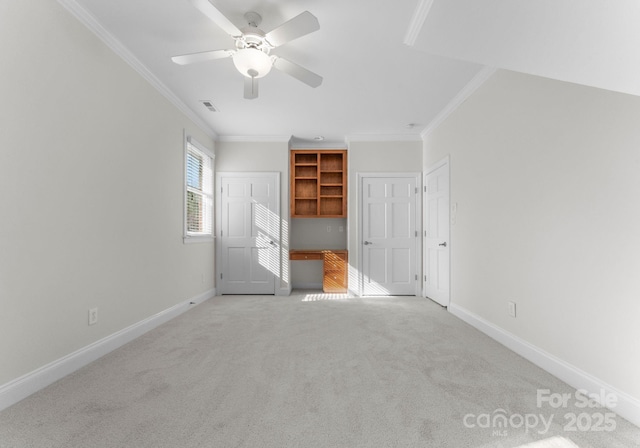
top-left (218, 173), bottom-right (279, 294)
top-left (361, 175), bottom-right (419, 295)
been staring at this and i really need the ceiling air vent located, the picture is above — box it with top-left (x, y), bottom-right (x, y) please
top-left (200, 100), bottom-right (218, 112)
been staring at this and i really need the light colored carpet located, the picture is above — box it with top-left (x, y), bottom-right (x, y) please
top-left (1, 293), bottom-right (639, 447)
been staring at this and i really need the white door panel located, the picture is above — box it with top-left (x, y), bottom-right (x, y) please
top-left (368, 248), bottom-right (387, 280)
top-left (424, 161), bottom-right (450, 306)
top-left (362, 176), bottom-right (419, 296)
top-left (218, 173), bottom-right (279, 294)
top-left (392, 248), bottom-right (411, 283)
top-left (227, 202), bottom-right (246, 237)
top-left (367, 204), bottom-right (386, 238)
top-left (392, 203), bottom-right (411, 238)
top-left (251, 247), bottom-right (269, 282)
top-left (226, 248), bottom-right (244, 282)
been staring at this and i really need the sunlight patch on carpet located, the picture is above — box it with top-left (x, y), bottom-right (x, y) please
top-left (302, 293), bottom-right (352, 302)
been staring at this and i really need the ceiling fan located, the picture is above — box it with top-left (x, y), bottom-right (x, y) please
top-left (172, 0), bottom-right (323, 99)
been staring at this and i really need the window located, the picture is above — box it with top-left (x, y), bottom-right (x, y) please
top-left (184, 136), bottom-right (214, 242)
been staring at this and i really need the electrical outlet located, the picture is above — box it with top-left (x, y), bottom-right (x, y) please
top-left (508, 301), bottom-right (516, 318)
top-left (88, 308), bottom-right (98, 326)
top-left (327, 226), bottom-right (332, 232)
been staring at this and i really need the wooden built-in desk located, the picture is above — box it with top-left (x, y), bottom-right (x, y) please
top-left (289, 250), bottom-right (348, 293)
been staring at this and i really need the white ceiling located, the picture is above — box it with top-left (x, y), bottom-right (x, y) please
top-left (63, 0), bottom-right (640, 144)
top-left (410, 0), bottom-right (640, 98)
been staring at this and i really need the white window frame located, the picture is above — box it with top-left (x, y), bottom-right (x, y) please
top-left (184, 134), bottom-right (215, 244)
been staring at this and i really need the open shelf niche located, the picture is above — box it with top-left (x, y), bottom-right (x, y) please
top-left (290, 149), bottom-right (347, 218)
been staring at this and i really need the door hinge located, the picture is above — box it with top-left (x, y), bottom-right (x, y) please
top-left (415, 230), bottom-right (418, 237)
top-left (220, 230), bottom-right (223, 237)
top-left (424, 186), bottom-right (427, 192)
top-left (424, 275), bottom-right (427, 281)
top-left (424, 230), bottom-right (427, 237)
top-left (415, 274), bottom-right (418, 280)
top-left (220, 273), bottom-right (223, 279)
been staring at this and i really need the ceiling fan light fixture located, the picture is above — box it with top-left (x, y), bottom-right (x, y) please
top-left (175, 2), bottom-right (322, 98)
top-left (233, 48), bottom-right (273, 78)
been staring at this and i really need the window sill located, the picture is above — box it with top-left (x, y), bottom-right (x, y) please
top-left (183, 235), bottom-right (215, 244)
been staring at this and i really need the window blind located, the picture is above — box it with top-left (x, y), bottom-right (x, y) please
top-left (186, 139), bottom-right (213, 236)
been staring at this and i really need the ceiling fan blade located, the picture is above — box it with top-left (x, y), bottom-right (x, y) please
top-left (244, 77), bottom-right (259, 99)
top-left (265, 11), bottom-right (319, 47)
top-left (171, 49), bottom-right (233, 65)
top-left (273, 57), bottom-right (323, 88)
top-left (188, 0), bottom-right (242, 36)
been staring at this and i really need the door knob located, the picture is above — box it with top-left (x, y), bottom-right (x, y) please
top-left (363, 241), bottom-right (372, 245)
top-left (439, 242), bottom-right (447, 247)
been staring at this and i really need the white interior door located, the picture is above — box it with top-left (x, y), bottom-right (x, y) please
top-left (361, 175), bottom-right (419, 295)
top-left (424, 160), bottom-right (450, 306)
top-left (217, 173), bottom-right (279, 294)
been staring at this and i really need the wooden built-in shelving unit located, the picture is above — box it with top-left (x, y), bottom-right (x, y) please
top-left (290, 149), bottom-right (347, 218)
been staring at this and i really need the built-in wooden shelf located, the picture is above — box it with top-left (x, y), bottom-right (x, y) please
top-left (290, 149), bottom-right (347, 218)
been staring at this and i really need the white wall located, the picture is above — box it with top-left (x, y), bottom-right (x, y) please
top-left (215, 141), bottom-right (290, 293)
top-left (425, 70), bottom-right (640, 401)
top-left (0, 2), bottom-right (214, 386)
top-left (348, 141), bottom-right (423, 294)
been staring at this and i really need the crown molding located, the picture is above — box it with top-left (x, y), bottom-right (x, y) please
top-left (345, 134), bottom-right (423, 144)
top-left (421, 66), bottom-right (497, 139)
top-left (56, 0), bottom-right (217, 140)
top-left (404, 0), bottom-right (435, 46)
top-left (216, 135), bottom-right (292, 143)
top-left (290, 143), bottom-right (348, 150)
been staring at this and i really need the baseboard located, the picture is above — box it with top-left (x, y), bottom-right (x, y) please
top-left (449, 303), bottom-right (640, 428)
top-left (0, 288), bottom-right (216, 412)
top-left (291, 282), bottom-right (323, 290)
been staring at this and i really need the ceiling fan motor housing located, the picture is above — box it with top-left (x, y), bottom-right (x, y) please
top-left (236, 29), bottom-right (270, 52)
